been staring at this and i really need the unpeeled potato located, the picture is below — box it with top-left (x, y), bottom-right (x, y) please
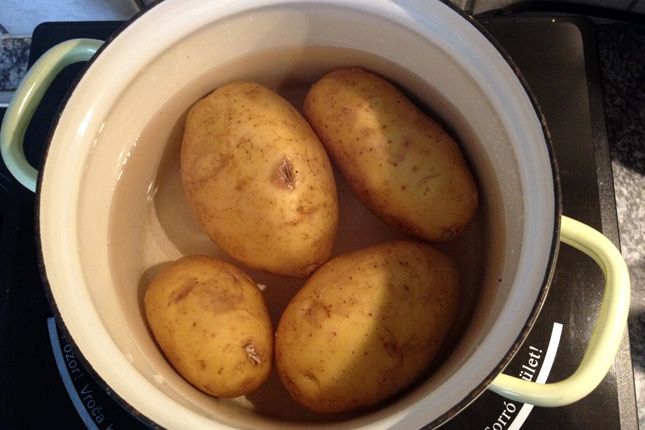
top-left (304, 67), bottom-right (478, 242)
top-left (275, 241), bottom-right (460, 413)
top-left (144, 256), bottom-right (272, 398)
top-left (181, 81), bottom-right (338, 277)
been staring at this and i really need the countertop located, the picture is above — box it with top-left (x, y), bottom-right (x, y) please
top-left (0, 19), bottom-right (643, 429)
top-left (597, 23), bottom-right (645, 427)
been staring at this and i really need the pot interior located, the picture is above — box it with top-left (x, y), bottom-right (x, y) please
top-left (109, 44), bottom-right (497, 422)
top-left (39, 1), bottom-right (556, 429)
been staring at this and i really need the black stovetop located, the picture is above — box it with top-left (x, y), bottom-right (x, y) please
top-left (0, 17), bottom-right (638, 430)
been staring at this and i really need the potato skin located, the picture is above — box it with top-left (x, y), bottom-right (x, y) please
top-left (144, 256), bottom-right (272, 398)
top-left (181, 81), bottom-right (338, 277)
top-left (275, 241), bottom-right (459, 413)
top-left (304, 68), bottom-right (478, 241)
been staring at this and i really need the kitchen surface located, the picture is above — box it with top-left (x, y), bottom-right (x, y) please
top-left (0, 1), bottom-right (643, 429)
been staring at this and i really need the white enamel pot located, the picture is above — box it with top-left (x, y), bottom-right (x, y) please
top-left (0, 0), bottom-right (631, 429)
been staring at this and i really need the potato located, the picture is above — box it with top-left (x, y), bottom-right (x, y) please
top-left (144, 256), bottom-right (272, 398)
top-left (275, 241), bottom-right (459, 413)
top-left (181, 81), bottom-right (338, 277)
top-left (304, 67), bottom-right (478, 242)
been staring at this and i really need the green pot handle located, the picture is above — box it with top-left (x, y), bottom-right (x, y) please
top-left (489, 215), bottom-right (630, 406)
top-left (0, 38), bottom-right (103, 192)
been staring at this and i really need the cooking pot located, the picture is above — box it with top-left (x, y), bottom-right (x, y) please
top-left (0, 0), bottom-right (630, 428)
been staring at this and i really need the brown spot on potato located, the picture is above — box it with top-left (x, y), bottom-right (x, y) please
top-left (202, 286), bottom-right (244, 314)
top-left (416, 173), bottom-right (440, 188)
top-left (170, 281), bottom-right (196, 304)
top-left (302, 370), bottom-right (322, 391)
top-left (206, 154), bottom-right (232, 180)
top-left (296, 204), bottom-right (320, 215)
top-left (272, 157), bottom-right (296, 190)
top-left (380, 332), bottom-right (402, 364)
top-left (280, 372), bottom-right (301, 399)
top-left (303, 299), bottom-right (332, 326)
top-left (244, 342), bottom-right (262, 365)
top-left (234, 177), bottom-right (249, 191)
top-left (241, 85), bottom-right (261, 98)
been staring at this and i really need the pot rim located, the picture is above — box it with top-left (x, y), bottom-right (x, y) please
top-left (34, 3), bottom-right (167, 429)
top-left (34, 0), bottom-right (562, 428)
top-left (424, 7), bottom-right (562, 426)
